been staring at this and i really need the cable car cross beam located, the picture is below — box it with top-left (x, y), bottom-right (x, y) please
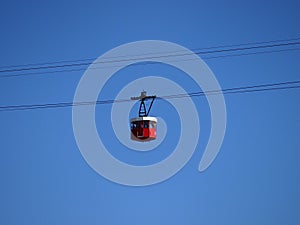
top-left (130, 91), bottom-right (156, 117)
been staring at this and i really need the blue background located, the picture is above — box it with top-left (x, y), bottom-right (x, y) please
top-left (0, 1), bottom-right (299, 224)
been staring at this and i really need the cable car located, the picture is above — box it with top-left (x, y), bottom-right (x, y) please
top-left (130, 91), bottom-right (157, 142)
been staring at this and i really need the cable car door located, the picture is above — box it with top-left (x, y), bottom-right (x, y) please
top-left (137, 121), bottom-right (144, 138)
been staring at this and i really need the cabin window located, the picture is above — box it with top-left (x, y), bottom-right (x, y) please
top-left (144, 121), bottom-right (149, 128)
top-left (150, 121), bottom-right (156, 128)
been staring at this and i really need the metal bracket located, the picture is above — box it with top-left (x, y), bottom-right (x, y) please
top-left (131, 91), bottom-right (156, 117)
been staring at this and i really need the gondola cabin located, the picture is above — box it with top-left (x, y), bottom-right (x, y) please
top-left (130, 117), bottom-right (157, 142)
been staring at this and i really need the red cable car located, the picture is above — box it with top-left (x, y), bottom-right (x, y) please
top-left (130, 117), bottom-right (157, 141)
top-left (130, 91), bottom-right (157, 142)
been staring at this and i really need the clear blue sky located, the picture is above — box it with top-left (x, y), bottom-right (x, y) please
top-left (0, 1), bottom-right (300, 224)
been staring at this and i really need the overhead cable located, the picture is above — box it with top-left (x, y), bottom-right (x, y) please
top-left (0, 80), bottom-right (299, 112)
